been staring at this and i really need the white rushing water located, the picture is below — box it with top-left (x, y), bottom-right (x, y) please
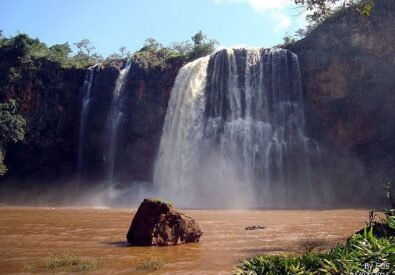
top-left (154, 48), bottom-right (316, 208)
top-left (105, 59), bottom-right (132, 183)
top-left (78, 64), bottom-right (100, 173)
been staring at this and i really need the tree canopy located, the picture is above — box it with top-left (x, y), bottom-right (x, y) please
top-left (133, 31), bottom-right (219, 68)
top-left (0, 99), bottom-right (26, 176)
top-left (137, 31), bottom-right (219, 61)
top-left (0, 30), bottom-right (219, 70)
top-left (294, 0), bottom-right (375, 23)
top-left (0, 33), bottom-right (104, 68)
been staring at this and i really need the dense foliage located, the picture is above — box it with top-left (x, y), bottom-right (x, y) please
top-left (236, 212), bottom-right (395, 274)
top-left (0, 30), bottom-right (218, 71)
top-left (133, 31), bottom-right (219, 68)
top-left (0, 99), bottom-right (26, 175)
top-left (0, 33), bottom-right (104, 68)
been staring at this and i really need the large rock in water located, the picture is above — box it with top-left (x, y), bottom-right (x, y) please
top-left (126, 198), bottom-right (203, 246)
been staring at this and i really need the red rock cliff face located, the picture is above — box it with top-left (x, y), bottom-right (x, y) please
top-left (79, 55), bottom-right (184, 184)
top-left (1, 58), bottom-right (85, 181)
top-left (1, 53), bottom-right (183, 185)
top-left (288, 0), bottom-right (395, 189)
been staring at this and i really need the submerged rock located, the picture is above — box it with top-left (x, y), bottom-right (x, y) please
top-left (126, 198), bottom-right (203, 246)
top-left (245, 225), bottom-right (265, 231)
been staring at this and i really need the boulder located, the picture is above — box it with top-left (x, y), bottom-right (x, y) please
top-left (126, 198), bottom-right (203, 246)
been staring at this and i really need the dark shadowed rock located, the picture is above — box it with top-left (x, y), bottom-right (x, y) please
top-left (286, 0), bottom-right (395, 204)
top-left (245, 225), bottom-right (265, 231)
top-left (126, 198), bottom-right (203, 246)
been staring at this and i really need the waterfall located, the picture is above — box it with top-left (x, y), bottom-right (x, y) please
top-left (105, 59), bottom-right (132, 183)
top-left (78, 64), bottom-right (100, 173)
top-left (154, 48), bottom-right (316, 208)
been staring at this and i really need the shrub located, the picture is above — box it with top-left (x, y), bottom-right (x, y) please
top-left (236, 212), bottom-right (395, 274)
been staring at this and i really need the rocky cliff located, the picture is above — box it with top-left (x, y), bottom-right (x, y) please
top-left (0, 56), bottom-right (85, 181)
top-left (288, 0), bottom-right (395, 195)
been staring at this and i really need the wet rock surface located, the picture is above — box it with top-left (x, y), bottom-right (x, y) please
top-left (126, 198), bottom-right (203, 246)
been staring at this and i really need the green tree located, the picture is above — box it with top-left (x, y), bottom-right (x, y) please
top-left (74, 39), bottom-right (95, 56)
top-left (0, 99), bottom-right (26, 176)
top-left (7, 33), bottom-right (48, 58)
top-left (0, 150), bottom-right (6, 175)
top-left (48, 42), bottom-right (72, 63)
top-left (106, 46), bottom-right (130, 61)
top-left (72, 39), bottom-right (102, 67)
top-left (294, 0), bottom-right (375, 23)
top-left (295, 28), bottom-right (306, 39)
top-left (282, 32), bottom-right (297, 45)
top-left (170, 41), bottom-right (193, 56)
top-left (189, 31), bottom-right (219, 59)
top-left (119, 46), bottom-right (129, 58)
top-left (0, 30), bottom-right (5, 47)
top-left (139, 38), bottom-right (163, 52)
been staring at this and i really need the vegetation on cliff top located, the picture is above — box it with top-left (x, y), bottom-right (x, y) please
top-left (122, 31), bottom-right (219, 69)
top-left (0, 30), bottom-right (218, 71)
top-left (282, 0), bottom-right (376, 45)
top-left (294, 0), bottom-right (375, 23)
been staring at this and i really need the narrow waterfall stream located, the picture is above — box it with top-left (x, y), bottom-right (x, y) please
top-left (105, 59), bottom-right (132, 183)
top-left (78, 64), bottom-right (100, 174)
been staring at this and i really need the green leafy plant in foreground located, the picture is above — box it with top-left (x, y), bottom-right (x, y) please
top-left (236, 213), bottom-right (395, 275)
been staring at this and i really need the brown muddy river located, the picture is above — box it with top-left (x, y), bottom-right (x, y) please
top-left (0, 207), bottom-right (370, 274)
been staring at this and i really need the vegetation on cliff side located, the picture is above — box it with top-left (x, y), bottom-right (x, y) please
top-left (237, 187), bottom-right (395, 274)
top-left (0, 99), bottom-right (26, 175)
top-left (282, 0), bottom-right (376, 45)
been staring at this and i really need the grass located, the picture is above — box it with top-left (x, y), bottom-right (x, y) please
top-left (23, 251), bottom-right (100, 272)
top-left (136, 256), bottom-right (164, 271)
top-left (235, 213), bottom-right (395, 275)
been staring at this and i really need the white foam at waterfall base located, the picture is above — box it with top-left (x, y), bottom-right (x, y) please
top-left (75, 182), bottom-right (154, 208)
top-left (154, 48), bottom-right (317, 208)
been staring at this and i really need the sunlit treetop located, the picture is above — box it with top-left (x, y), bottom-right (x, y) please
top-left (294, 0), bottom-right (376, 23)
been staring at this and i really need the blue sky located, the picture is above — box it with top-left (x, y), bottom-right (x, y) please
top-left (0, 0), bottom-right (306, 57)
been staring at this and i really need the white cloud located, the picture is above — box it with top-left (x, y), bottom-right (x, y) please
top-left (213, 0), bottom-right (290, 13)
top-left (272, 11), bottom-right (291, 32)
top-left (213, 0), bottom-right (293, 32)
